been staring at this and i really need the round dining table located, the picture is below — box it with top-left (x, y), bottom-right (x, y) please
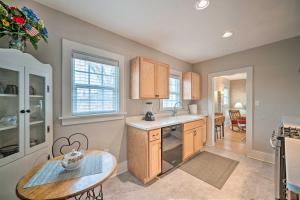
top-left (16, 150), bottom-right (117, 200)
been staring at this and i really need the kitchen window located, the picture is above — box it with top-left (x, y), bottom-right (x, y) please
top-left (161, 73), bottom-right (182, 110)
top-left (72, 52), bottom-right (119, 115)
top-left (61, 39), bottom-right (125, 125)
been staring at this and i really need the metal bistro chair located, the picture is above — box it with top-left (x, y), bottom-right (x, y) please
top-left (52, 133), bottom-right (104, 199)
top-left (52, 133), bottom-right (89, 157)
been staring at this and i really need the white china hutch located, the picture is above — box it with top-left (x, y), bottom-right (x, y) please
top-left (0, 49), bottom-right (53, 199)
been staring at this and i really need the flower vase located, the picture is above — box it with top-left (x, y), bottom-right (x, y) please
top-left (8, 35), bottom-right (26, 52)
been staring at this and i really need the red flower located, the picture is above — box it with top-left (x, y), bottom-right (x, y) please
top-left (9, 6), bottom-right (17, 10)
top-left (12, 16), bottom-right (26, 25)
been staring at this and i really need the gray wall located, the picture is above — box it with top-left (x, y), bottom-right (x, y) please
top-left (0, 0), bottom-right (192, 163)
top-left (193, 36), bottom-right (300, 153)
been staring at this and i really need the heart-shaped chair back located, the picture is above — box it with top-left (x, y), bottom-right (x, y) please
top-left (52, 133), bottom-right (89, 157)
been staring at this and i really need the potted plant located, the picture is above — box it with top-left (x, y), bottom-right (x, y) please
top-left (0, 1), bottom-right (48, 51)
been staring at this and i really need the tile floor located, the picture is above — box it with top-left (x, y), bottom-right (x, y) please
top-left (103, 146), bottom-right (274, 200)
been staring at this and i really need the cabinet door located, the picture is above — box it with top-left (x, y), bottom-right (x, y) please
top-left (192, 73), bottom-right (200, 100)
top-left (155, 63), bottom-right (169, 99)
top-left (194, 128), bottom-right (203, 153)
top-left (0, 65), bottom-right (25, 167)
top-left (201, 121), bottom-right (207, 144)
top-left (183, 72), bottom-right (192, 100)
top-left (183, 130), bottom-right (194, 160)
top-left (140, 58), bottom-right (156, 99)
top-left (25, 68), bottom-right (50, 154)
top-left (148, 139), bottom-right (161, 178)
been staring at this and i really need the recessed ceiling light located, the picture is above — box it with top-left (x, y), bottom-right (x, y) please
top-left (195, 0), bottom-right (210, 10)
top-left (222, 31), bottom-right (233, 38)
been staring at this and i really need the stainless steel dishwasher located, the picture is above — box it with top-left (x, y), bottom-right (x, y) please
top-left (161, 124), bottom-right (182, 174)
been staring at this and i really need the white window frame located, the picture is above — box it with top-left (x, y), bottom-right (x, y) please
top-left (160, 69), bottom-right (183, 111)
top-left (60, 39), bottom-right (126, 125)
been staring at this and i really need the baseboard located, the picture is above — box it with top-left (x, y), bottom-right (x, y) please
top-left (117, 160), bottom-right (128, 175)
top-left (110, 161), bottom-right (128, 178)
top-left (247, 150), bottom-right (274, 164)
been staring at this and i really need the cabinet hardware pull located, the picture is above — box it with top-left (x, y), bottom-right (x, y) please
top-left (26, 109), bottom-right (31, 113)
top-left (20, 110), bottom-right (25, 113)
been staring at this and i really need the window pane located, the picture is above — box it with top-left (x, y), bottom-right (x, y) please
top-left (72, 53), bottom-right (119, 115)
top-left (103, 75), bottom-right (115, 87)
top-left (90, 62), bottom-right (102, 74)
top-left (74, 71), bottom-right (89, 85)
top-left (90, 73), bottom-right (102, 86)
top-left (162, 76), bottom-right (181, 109)
top-left (74, 59), bottom-right (88, 72)
top-left (90, 89), bottom-right (102, 100)
top-left (103, 64), bottom-right (117, 76)
top-left (76, 88), bottom-right (89, 100)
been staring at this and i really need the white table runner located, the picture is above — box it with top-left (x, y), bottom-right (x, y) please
top-left (24, 155), bottom-right (102, 188)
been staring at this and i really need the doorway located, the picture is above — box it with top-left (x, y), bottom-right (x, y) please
top-left (207, 67), bottom-right (253, 155)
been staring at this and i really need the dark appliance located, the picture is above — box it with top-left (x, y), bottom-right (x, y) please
top-left (144, 112), bottom-right (155, 121)
top-left (143, 102), bottom-right (155, 121)
top-left (161, 124), bottom-right (182, 174)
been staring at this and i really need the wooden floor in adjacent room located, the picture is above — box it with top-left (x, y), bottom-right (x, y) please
top-left (215, 126), bottom-right (247, 155)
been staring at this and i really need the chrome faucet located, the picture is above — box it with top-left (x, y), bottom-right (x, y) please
top-left (172, 101), bottom-right (182, 116)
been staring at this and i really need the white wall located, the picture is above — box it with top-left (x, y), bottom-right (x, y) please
top-left (193, 36), bottom-right (300, 153)
top-left (0, 0), bottom-right (192, 163)
top-left (214, 77), bottom-right (230, 124)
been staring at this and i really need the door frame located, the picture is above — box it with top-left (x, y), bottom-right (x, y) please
top-left (207, 66), bottom-right (253, 154)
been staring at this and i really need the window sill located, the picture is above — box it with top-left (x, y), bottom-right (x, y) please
top-left (59, 112), bottom-right (127, 126)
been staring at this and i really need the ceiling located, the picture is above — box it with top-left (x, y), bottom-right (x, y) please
top-left (221, 73), bottom-right (247, 80)
top-left (34, 0), bottom-right (300, 64)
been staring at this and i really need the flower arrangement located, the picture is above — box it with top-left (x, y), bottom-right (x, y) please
top-left (0, 1), bottom-right (48, 51)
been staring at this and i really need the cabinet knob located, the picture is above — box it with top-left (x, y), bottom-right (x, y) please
top-left (20, 110), bottom-right (25, 113)
top-left (26, 109), bottom-right (31, 113)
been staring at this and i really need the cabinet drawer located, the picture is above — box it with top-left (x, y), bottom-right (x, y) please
top-left (149, 129), bottom-right (161, 141)
top-left (183, 119), bottom-right (205, 131)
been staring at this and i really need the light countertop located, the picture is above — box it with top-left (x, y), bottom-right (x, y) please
top-left (126, 114), bottom-right (207, 130)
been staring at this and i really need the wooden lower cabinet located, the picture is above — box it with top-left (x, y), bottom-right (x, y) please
top-left (127, 127), bottom-right (161, 183)
top-left (183, 129), bottom-right (194, 160)
top-left (127, 118), bottom-right (207, 184)
top-left (194, 127), bottom-right (203, 153)
top-left (183, 119), bottom-right (206, 160)
top-left (148, 139), bottom-right (161, 178)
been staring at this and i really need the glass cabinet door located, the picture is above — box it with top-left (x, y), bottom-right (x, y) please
top-left (25, 71), bottom-right (48, 153)
top-left (0, 66), bottom-right (24, 166)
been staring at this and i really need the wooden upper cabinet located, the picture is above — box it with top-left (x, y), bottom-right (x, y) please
top-left (183, 72), bottom-right (201, 100)
top-left (155, 63), bottom-right (169, 99)
top-left (130, 57), bottom-right (169, 99)
top-left (140, 58), bottom-right (156, 98)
